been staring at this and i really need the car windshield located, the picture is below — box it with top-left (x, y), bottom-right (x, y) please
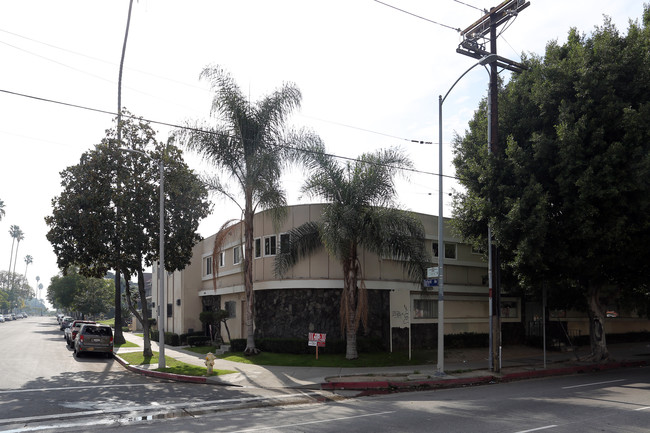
top-left (84, 326), bottom-right (112, 336)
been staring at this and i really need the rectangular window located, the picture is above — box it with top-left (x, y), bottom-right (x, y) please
top-left (204, 256), bottom-right (212, 276)
top-left (219, 251), bottom-right (225, 267)
top-left (254, 238), bottom-right (261, 258)
top-left (233, 245), bottom-right (242, 265)
top-left (413, 299), bottom-right (438, 319)
top-left (264, 235), bottom-right (277, 256)
top-left (225, 301), bottom-right (236, 318)
top-left (279, 233), bottom-right (290, 253)
top-left (167, 303), bottom-right (172, 317)
top-left (432, 242), bottom-right (457, 259)
top-left (501, 301), bottom-right (519, 318)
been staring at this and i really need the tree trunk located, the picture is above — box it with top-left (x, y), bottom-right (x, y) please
top-left (243, 199), bottom-right (258, 355)
top-left (343, 252), bottom-right (360, 360)
top-left (586, 283), bottom-right (609, 362)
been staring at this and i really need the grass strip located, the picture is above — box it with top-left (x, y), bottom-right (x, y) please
top-left (118, 350), bottom-right (236, 377)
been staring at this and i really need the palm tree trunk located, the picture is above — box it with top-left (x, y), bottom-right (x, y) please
top-left (243, 199), bottom-right (258, 355)
top-left (7, 238), bottom-right (15, 289)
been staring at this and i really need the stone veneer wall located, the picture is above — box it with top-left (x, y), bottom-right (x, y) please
top-left (254, 288), bottom-right (390, 347)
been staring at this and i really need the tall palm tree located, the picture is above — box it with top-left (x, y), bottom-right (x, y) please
top-left (275, 140), bottom-right (430, 359)
top-left (24, 255), bottom-right (33, 281)
top-left (7, 225), bottom-right (22, 287)
top-left (0, 198), bottom-right (5, 221)
top-left (180, 66), bottom-right (303, 355)
top-left (12, 229), bottom-right (24, 288)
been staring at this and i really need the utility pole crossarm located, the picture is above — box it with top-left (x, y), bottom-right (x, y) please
top-left (461, 0), bottom-right (530, 39)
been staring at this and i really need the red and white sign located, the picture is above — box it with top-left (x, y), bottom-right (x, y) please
top-left (308, 332), bottom-right (326, 347)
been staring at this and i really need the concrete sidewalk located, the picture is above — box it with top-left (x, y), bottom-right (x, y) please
top-left (114, 332), bottom-right (650, 390)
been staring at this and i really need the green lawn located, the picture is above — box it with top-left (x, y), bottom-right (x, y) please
top-left (114, 340), bottom-right (139, 349)
top-left (118, 351), bottom-right (237, 377)
top-left (186, 345), bottom-right (438, 368)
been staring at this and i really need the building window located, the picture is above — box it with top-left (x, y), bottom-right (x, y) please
top-left (413, 299), bottom-right (438, 319)
top-left (254, 238), bottom-right (261, 258)
top-left (167, 303), bottom-right (172, 317)
top-left (219, 251), bottom-right (225, 267)
top-left (264, 235), bottom-right (277, 256)
top-left (204, 256), bottom-right (212, 276)
top-left (432, 242), bottom-right (457, 259)
top-left (225, 301), bottom-right (236, 318)
top-left (233, 245), bottom-right (242, 265)
top-left (279, 233), bottom-right (290, 252)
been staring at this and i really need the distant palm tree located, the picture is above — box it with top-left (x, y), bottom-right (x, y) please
top-left (180, 66), bottom-right (305, 355)
top-left (0, 199), bottom-right (5, 221)
top-left (11, 229), bottom-right (24, 288)
top-left (24, 255), bottom-right (33, 281)
top-left (275, 141), bottom-right (429, 359)
top-left (7, 225), bottom-right (22, 286)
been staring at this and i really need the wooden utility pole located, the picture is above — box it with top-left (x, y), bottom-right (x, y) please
top-left (456, 0), bottom-right (529, 372)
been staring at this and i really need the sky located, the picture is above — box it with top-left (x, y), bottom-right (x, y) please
top-left (0, 0), bottom-right (644, 306)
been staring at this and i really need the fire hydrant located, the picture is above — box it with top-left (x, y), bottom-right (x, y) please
top-left (205, 352), bottom-right (216, 375)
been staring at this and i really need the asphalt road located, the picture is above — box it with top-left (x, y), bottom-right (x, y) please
top-left (0, 317), bottom-right (328, 432)
top-left (1, 317), bottom-right (648, 433)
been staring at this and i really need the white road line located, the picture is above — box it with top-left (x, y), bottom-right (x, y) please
top-left (562, 379), bottom-right (626, 389)
top-left (634, 406), bottom-right (650, 411)
top-left (514, 426), bottom-right (558, 433)
top-left (0, 383), bottom-right (152, 394)
top-left (0, 392), bottom-right (320, 425)
top-left (225, 411), bottom-right (397, 433)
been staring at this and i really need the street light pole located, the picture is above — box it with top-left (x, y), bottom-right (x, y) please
top-left (119, 147), bottom-right (165, 369)
top-left (437, 54), bottom-right (496, 374)
top-left (157, 158), bottom-right (165, 369)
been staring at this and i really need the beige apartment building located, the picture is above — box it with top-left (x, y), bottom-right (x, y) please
top-left (151, 203), bottom-right (528, 348)
top-left (151, 203), bottom-right (650, 348)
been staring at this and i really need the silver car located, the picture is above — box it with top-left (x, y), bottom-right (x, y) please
top-left (74, 324), bottom-right (114, 358)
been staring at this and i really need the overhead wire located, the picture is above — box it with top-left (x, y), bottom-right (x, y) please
top-left (373, 0), bottom-right (461, 32)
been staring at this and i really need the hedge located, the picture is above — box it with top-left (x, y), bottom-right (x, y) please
top-left (187, 336), bottom-right (212, 347)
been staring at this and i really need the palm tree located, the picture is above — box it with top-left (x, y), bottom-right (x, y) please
top-left (24, 255), bottom-right (33, 281)
top-left (275, 140), bottom-right (430, 359)
top-left (7, 225), bottom-right (22, 288)
top-left (0, 198), bottom-right (5, 221)
top-left (11, 229), bottom-right (25, 288)
top-left (180, 66), bottom-right (304, 355)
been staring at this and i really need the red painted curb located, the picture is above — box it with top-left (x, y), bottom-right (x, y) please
top-left (113, 353), bottom-right (207, 384)
top-left (321, 360), bottom-right (649, 391)
top-left (321, 375), bottom-right (494, 391)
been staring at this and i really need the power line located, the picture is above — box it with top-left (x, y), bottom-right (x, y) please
top-left (452, 0), bottom-right (487, 13)
top-left (373, 0), bottom-right (461, 32)
top-left (0, 88), bottom-right (462, 182)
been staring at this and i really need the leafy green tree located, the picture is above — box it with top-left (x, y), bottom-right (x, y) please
top-left (0, 270), bottom-right (32, 312)
top-left (275, 140), bottom-right (429, 359)
top-left (178, 66), bottom-right (306, 355)
top-left (47, 268), bottom-right (113, 317)
top-left (46, 111), bottom-right (210, 356)
top-left (452, 8), bottom-right (650, 361)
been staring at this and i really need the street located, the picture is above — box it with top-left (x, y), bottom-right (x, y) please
top-left (0, 317), bottom-right (329, 432)
top-left (0, 317), bottom-right (648, 432)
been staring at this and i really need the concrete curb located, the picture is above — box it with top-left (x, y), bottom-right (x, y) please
top-left (321, 360), bottom-right (649, 391)
top-left (113, 353), bottom-right (208, 384)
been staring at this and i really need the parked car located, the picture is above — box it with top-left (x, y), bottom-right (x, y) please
top-left (10, 313), bottom-right (16, 321)
top-left (66, 320), bottom-right (96, 347)
top-left (60, 316), bottom-right (74, 331)
top-left (0, 314), bottom-right (4, 323)
top-left (56, 313), bottom-right (64, 324)
top-left (74, 324), bottom-right (114, 358)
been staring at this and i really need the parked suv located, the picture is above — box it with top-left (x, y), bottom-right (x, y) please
top-left (74, 324), bottom-right (113, 358)
top-left (65, 320), bottom-right (96, 347)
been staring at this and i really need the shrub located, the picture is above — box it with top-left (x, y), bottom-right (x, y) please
top-left (180, 331), bottom-right (205, 345)
top-left (230, 338), bottom-right (246, 352)
top-left (187, 336), bottom-right (212, 347)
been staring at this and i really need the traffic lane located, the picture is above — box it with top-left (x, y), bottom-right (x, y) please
top-left (41, 365), bottom-right (645, 433)
top-left (0, 317), bottom-right (127, 390)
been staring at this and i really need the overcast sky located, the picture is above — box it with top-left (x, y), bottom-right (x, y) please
top-left (0, 0), bottom-right (644, 306)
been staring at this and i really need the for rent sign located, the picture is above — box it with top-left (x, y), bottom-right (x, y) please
top-left (308, 332), bottom-right (326, 347)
